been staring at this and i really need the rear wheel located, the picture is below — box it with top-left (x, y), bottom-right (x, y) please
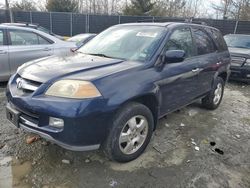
top-left (103, 102), bottom-right (154, 162)
top-left (202, 77), bottom-right (225, 110)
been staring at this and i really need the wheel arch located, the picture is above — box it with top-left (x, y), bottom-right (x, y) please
top-left (218, 72), bottom-right (228, 83)
top-left (121, 94), bottom-right (160, 130)
top-left (213, 71), bottom-right (228, 87)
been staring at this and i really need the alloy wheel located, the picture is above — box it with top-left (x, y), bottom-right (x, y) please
top-left (213, 83), bottom-right (223, 105)
top-left (119, 115), bottom-right (148, 155)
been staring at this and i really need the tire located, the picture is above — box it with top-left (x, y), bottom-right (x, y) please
top-left (103, 102), bottom-right (154, 162)
top-left (202, 77), bottom-right (225, 110)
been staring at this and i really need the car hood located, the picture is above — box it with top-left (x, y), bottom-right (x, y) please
top-left (228, 47), bottom-right (250, 58)
top-left (18, 53), bottom-right (140, 83)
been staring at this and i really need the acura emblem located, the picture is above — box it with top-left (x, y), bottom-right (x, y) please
top-left (16, 78), bottom-right (23, 89)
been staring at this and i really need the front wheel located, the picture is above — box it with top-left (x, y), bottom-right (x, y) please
top-left (202, 77), bottom-right (225, 110)
top-left (103, 102), bottom-right (154, 162)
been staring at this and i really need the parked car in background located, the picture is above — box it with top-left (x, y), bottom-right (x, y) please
top-left (224, 34), bottom-right (250, 83)
top-left (1, 23), bottom-right (67, 40)
top-left (0, 24), bottom-right (76, 81)
top-left (67, 33), bottom-right (97, 51)
top-left (6, 22), bottom-right (230, 162)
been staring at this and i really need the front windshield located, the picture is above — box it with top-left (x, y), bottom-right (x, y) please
top-left (224, 35), bottom-right (250, 49)
top-left (78, 25), bottom-right (166, 62)
top-left (38, 26), bottom-right (50, 34)
top-left (68, 35), bottom-right (91, 42)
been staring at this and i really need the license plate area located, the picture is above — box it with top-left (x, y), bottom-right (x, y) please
top-left (6, 105), bottom-right (20, 128)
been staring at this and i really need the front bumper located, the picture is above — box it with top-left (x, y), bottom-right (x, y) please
top-left (6, 75), bottom-right (116, 151)
top-left (20, 122), bottom-right (100, 151)
top-left (230, 66), bottom-right (250, 82)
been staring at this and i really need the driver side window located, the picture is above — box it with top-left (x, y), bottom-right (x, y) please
top-left (166, 28), bottom-right (194, 58)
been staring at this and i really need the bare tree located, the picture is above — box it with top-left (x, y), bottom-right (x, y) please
top-left (11, 0), bottom-right (37, 11)
top-left (212, 0), bottom-right (233, 19)
top-left (230, 0), bottom-right (250, 20)
top-left (211, 0), bottom-right (250, 20)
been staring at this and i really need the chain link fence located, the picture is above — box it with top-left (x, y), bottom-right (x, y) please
top-left (0, 9), bottom-right (249, 36)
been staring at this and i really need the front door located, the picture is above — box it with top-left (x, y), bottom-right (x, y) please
top-left (157, 27), bottom-right (200, 116)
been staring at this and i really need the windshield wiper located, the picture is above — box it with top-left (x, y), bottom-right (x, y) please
top-left (87, 53), bottom-right (112, 58)
top-left (78, 52), bottom-right (126, 60)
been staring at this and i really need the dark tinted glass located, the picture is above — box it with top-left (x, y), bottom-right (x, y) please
top-left (193, 28), bottom-right (216, 55)
top-left (207, 28), bottom-right (227, 51)
top-left (165, 28), bottom-right (194, 57)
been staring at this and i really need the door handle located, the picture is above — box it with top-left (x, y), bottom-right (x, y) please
top-left (0, 50), bottom-right (7, 55)
top-left (43, 47), bottom-right (52, 51)
top-left (192, 68), bottom-right (200, 73)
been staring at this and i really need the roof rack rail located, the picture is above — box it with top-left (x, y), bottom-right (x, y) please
top-left (184, 18), bottom-right (208, 25)
top-left (15, 21), bottom-right (39, 26)
top-left (137, 17), bottom-right (209, 25)
top-left (138, 18), bottom-right (185, 23)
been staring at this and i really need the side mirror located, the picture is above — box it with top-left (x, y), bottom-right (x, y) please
top-left (165, 50), bottom-right (186, 63)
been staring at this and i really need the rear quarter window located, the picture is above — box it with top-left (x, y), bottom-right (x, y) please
top-left (206, 28), bottom-right (228, 52)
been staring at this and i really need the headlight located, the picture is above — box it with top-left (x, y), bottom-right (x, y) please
top-left (45, 80), bottom-right (101, 99)
top-left (245, 59), bottom-right (250, 66)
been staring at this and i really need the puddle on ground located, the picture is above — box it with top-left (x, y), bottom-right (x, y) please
top-left (0, 156), bottom-right (32, 188)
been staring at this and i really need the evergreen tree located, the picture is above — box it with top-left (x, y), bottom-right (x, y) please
top-left (46, 0), bottom-right (79, 12)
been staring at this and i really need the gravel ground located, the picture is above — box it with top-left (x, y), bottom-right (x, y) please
top-left (0, 82), bottom-right (249, 188)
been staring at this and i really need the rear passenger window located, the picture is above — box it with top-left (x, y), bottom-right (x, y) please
top-left (207, 29), bottom-right (228, 52)
top-left (193, 28), bottom-right (216, 55)
top-left (0, 30), bottom-right (3, 45)
top-left (166, 28), bottom-right (194, 58)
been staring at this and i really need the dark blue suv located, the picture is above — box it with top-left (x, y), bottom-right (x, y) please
top-left (6, 22), bottom-right (230, 162)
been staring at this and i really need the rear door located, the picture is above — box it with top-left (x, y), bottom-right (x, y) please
top-left (7, 29), bottom-right (54, 74)
top-left (0, 28), bottom-right (10, 81)
top-left (158, 27), bottom-right (200, 116)
top-left (208, 28), bottom-right (230, 67)
top-left (191, 27), bottom-right (218, 95)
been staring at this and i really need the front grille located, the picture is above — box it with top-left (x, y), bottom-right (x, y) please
top-left (9, 102), bottom-right (39, 123)
top-left (231, 56), bottom-right (246, 66)
top-left (16, 76), bottom-right (42, 94)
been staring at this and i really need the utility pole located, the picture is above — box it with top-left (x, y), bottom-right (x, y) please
top-left (5, 0), bottom-right (13, 22)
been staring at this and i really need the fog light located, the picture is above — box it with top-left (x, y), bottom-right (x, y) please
top-left (49, 117), bottom-right (64, 128)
